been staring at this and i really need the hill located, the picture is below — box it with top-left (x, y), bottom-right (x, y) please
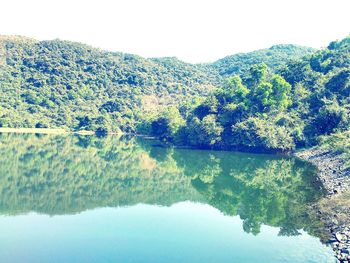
top-left (148, 36), bottom-right (350, 153)
top-left (211, 44), bottom-right (315, 77)
top-left (0, 36), bottom-right (217, 132)
top-left (0, 35), bottom-right (314, 133)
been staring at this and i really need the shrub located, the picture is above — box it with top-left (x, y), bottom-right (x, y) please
top-left (232, 117), bottom-right (295, 152)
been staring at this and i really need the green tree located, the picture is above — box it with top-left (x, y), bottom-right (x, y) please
top-left (247, 63), bottom-right (268, 86)
top-left (151, 107), bottom-right (185, 141)
top-left (252, 81), bottom-right (273, 112)
top-left (311, 100), bottom-right (349, 135)
top-left (325, 69), bottom-right (350, 97)
top-left (221, 75), bottom-right (250, 103)
top-left (193, 96), bottom-right (218, 119)
top-left (232, 117), bottom-right (295, 152)
top-left (270, 74), bottom-right (292, 110)
top-left (186, 115), bottom-right (223, 147)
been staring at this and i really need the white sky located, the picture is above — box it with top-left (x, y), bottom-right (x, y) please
top-left (1, 0), bottom-right (349, 63)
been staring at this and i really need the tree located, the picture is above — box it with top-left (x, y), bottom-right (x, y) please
top-left (186, 115), bottom-right (223, 147)
top-left (270, 74), bottom-right (292, 110)
top-left (218, 102), bottom-right (247, 127)
top-left (251, 82), bottom-right (273, 112)
top-left (35, 121), bottom-right (49, 128)
top-left (325, 69), bottom-right (350, 97)
top-left (200, 114), bottom-right (224, 146)
top-left (247, 63), bottom-right (268, 86)
top-left (99, 101), bottom-right (121, 113)
top-left (232, 117), bottom-right (295, 152)
top-left (193, 96), bottom-right (218, 119)
top-left (311, 100), bottom-right (349, 135)
top-left (151, 107), bottom-right (185, 141)
top-left (221, 75), bottom-right (250, 103)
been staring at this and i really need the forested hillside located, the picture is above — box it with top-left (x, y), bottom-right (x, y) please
top-left (148, 36), bottom-right (350, 153)
top-left (211, 44), bottom-right (315, 77)
top-left (0, 36), bottom-right (217, 132)
top-left (0, 35), bottom-right (313, 133)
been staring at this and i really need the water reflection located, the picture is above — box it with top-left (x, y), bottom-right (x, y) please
top-left (0, 133), bottom-right (326, 240)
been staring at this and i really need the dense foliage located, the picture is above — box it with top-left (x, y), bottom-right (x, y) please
top-left (211, 44), bottom-right (315, 77)
top-left (0, 36), bottom-right (217, 133)
top-left (149, 63), bottom-right (295, 152)
top-left (149, 36), bottom-right (350, 152)
top-left (1, 34), bottom-right (349, 153)
top-left (0, 35), bottom-right (312, 134)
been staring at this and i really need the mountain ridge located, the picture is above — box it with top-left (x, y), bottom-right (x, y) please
top-left (0, 35), bottom-right (316, 132)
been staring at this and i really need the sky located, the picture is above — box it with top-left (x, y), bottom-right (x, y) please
top-left (1, 0), bottom-right (349, 63)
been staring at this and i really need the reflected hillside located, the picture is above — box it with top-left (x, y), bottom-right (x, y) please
top-left (0, 134), bottom-right (327, 238)
top-left (0, 134), bottom-right (203, 215)
top-left (171, 148), bottom-right (325, 237)
top-left (141, 141), bottom-right (327, 238)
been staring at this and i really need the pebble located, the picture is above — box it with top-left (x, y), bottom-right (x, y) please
top-left (294, 149), bottom-right (350, 262)
top-left (337, 233), bottom-right (348, 243)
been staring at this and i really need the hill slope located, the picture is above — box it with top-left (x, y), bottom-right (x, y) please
top-left (0, 36), bottom-right (220, 132)
top-left (211, 44), bottom-right (315, 77)
top-left (0, 36), bottom-right (314, 132)
top-left (147, 36), bottom-right (350, 152)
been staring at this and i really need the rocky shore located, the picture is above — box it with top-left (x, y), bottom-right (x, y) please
top-left (295, 149), bottom-right (350, 262)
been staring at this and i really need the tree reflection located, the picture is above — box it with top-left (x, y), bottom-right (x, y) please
top-left (0, 133), bottom-right (326, 239)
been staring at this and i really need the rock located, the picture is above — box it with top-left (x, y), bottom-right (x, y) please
top-left (295, 149), bottom-right (350, 261)
top-left (332, 242), bottom-right (339, 248)
top-left (339, 244), bottom-right (346, 249)
top-left (341, 248), bottom-right (349, 254)
top-left (336, 232), bottom-right (347, 243)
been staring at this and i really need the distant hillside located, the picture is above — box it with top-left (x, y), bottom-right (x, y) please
top-left (0, 36), bottom-right (218, 132)
top-left (0, 36), bottom-right (314, 132)
top-left (211, 44), bottom-right (315, 77)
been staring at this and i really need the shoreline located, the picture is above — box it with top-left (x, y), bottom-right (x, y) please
top-left (0, 128), bottom-right (69, 134)
top-left (0, 128), bottom-right (123, 136)
top-left (295, 149), bottom-right (350, 262)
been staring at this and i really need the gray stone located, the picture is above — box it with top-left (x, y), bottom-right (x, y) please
top-left (341, 248), bottom-right (349, 254)
top-left (337, 232), bottom-right (347, 243)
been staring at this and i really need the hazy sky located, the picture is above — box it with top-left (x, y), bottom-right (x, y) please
top-left (1, 0), bottom-right (349, 63)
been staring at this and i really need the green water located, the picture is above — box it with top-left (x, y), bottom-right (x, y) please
top-left (0, 134), bottom-right (334, 262)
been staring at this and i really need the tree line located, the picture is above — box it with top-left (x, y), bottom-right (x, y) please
top-left (145, 36), bottom-right (350, 152)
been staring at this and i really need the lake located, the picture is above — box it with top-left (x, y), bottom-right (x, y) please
top-left (0, 133), bottom-right (334, 262)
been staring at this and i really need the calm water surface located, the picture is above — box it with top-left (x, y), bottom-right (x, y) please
top-left (0, 134), bottom-right (334, 262)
